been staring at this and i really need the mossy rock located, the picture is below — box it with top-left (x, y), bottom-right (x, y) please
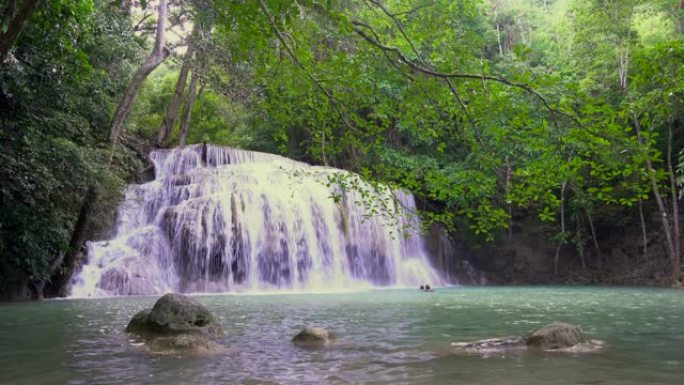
top-left (125, 293), bottom-right (223, 338)
top-left (525, 322), bottom-right (590, 350)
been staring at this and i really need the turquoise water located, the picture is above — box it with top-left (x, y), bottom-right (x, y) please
top-left (0, 287), bottom-right (683, 384)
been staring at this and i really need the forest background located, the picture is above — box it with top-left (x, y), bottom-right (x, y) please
top-left (1, 0), bottom-right (683, 300)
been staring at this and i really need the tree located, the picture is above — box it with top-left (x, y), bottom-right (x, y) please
top-left (48, 0), bottom-right (172, 297)
top-left (0, 0), bottom-right (43, 63)
top-left (156, 23), bottom-right (199, 147)
top-left (107, 0), bottom-right (170, 154)
top-left (0, 0), bottom-right (143, 300)
top-left (178, 68), bottom-right (200, 147)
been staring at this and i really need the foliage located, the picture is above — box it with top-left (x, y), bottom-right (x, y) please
top-left (0, 0), bottom-right (143, 296)
top-left (2, 0), bottom-right (684, 297)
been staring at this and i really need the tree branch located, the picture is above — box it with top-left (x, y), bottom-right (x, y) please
top-left (0, 0), bottom-right (43, 64)
top-left (258, 0), bottom-right (357, 145)
top-left (351, 20), bottom-right (580, 128)
top-left (133, 11), bottom-right (153, 32)
top-left (392, 0), bottom-right (436, 16)
top-left (364, 1), bottom-right (486, 149)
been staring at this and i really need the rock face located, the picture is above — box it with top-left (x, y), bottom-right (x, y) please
top-left (524, 322), bottom-right (590, 350)
top-left (125, 293), bottom-right (224, 355)
top-left (292, 327), bottom-right (336, 346)
top-left (452, 322), bottom-right (603, 355)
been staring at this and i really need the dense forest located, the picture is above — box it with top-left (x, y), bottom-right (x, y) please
top-left (1, 0), bottom-right (683, 300)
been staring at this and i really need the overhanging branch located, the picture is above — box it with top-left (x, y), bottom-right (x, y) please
top-left (258, 0), bottom-right (357, 140)
top-left (351, 20), bottom-right (581, 129)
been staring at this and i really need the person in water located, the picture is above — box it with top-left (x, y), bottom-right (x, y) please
top-left (425, 284), bottom-right (434, 292)
top-left (419, 285), bottom-right (425, 291)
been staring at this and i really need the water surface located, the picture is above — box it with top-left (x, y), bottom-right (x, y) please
top-left (1, 287), bottom-right (682, 384)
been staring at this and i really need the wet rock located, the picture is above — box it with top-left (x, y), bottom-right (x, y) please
top-left (125, 293), bottom-right (223, 338)
top-left (451, 322), bottom-right (604, 355)
top-left (292, 327), bottom-right (336, 346)
top-left (525, 322), bottom-right (590, 350)
top-left (125, 293), bottom-right (223, 355)
top-left (148, 293), bottom-right (222, 335)
top-left (125, 308), bottom-right (153, 335)
top-left (451, 336), bottom-right (527, 354)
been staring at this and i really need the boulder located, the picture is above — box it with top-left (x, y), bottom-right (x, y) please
top-left (524, 322), bottom-right (590, 350)
top-left (451, 322), bottom-right (604, 355)
top-left (125, 293), bottom-right (223, 355)
top-left (125, 293), bottom-right (223, 338)
top-left (125, 308), bottom-right (152, 335)
top-left (451, 336), bottom-right (527, 354)
top-left (292, 327), bottom-right (336, 346)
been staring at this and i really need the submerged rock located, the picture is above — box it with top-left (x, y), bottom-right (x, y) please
top-left (451, 336), bottom-right (527, 354)
top-left (452, 322), bottom-right (604, 355)
top-left (125, 293), bottom-right (223, 355)
top-left (292, 327), bottom-right (336, 346)
top-left (525, 322), bottom-right (589, 350)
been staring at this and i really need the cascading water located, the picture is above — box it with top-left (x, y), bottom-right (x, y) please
top-left (71, 145), bottom-right (443, 297)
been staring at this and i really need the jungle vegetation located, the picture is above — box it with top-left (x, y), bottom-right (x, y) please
top-left (0, 0), bottom-right (683, 299)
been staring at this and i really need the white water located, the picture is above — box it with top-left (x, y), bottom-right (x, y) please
top-left (71, 145), bottom-right (443, 297)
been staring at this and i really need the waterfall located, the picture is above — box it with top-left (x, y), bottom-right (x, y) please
top-left (71, 145), bottom-right (443, 297)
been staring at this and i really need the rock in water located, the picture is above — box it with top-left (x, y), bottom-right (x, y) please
top-left (451, 336), bottom-right (527, 354)
top-left (125, 293), bottom-right (224, 355)
top-left (148, 293), bottom-right (222, 335)
top-left (125, 308), bottom-right (153, 335)
top-left (292, 327), bottom-right (336, 346)
top-left (525, 322), bottom-right (590, 350)
top-left (452, 322), bottom-right (604, 355)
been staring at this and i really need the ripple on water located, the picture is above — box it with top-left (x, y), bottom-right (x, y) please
top-left (1, 287), bottom-right (684, 385)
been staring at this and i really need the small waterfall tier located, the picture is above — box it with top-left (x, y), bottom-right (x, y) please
top-left (71, 145), bottom-right (443, 296)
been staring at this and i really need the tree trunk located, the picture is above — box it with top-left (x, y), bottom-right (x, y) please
top-left (618, 26), bottom-right (631, 92)
top-left (156, 24), bottom-right (199, 147)
top-left (505, 157), bottom-right (512, 240)
top-left (586, 209), bottom-right (603, 277)
top-left (666, 123), bottom-right (681, 281)
top-left (109, 0), bottom-right (169, 158)
top-left (46, 0), bottom-right (169, 298)
top-left (178, 70), bottom-right (200, 148)
top-left (576, 215), bottom-right (587, 273)
top-left (553, 181), bottom-right (567, 276)
top-left (45, 187), bottom-right (98, 297)
top-left (635, 115), bottom-right (680, 284)
top-left (0, 0), bottom-right (43, 64)
top-left (638, 198), bottom-right (649, 263)
top-left (2, 1), bottom-right (18, 27)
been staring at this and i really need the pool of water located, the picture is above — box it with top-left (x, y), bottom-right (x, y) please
top-left (0, 287), bottom-right (683, 385)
